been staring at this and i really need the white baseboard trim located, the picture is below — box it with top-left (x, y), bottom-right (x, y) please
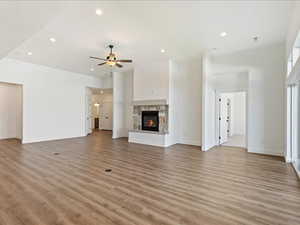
top-left (285, 156), bottom-right (292, 163)
top-left (22, 134), bottom-right (85, 144)
top-left (128, 132), bottom-right (173, 147)
top-left (201, 142), bottom-right (217, 151)
top-left (178, 137), bottom-right (201, 146)
top-left (248, 147), bottom-right (284, 157)
top-left (292, 161), bottom-right (300, 179)
top-left (112, 128), bottom-right (128, 139)
top-left (128, 138), bottom-right (172, 147)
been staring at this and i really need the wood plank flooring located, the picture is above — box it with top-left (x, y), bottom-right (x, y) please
top-left (0, 130), bottom-right (300, 225)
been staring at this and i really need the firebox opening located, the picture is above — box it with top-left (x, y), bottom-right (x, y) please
top-left (142, 111), bottom-right (159, 132)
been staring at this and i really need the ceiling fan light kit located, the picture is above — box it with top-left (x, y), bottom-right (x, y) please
top-left (90, 45), bottom-right (132, 68)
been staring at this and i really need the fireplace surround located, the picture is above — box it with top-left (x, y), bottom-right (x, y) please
top-left (129, 101), bottom-right (170, 147)
top-left (132, 104), bottom-right (168, 134)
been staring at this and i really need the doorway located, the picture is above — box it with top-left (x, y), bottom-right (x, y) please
top-left (85, 87), bottom-right (113, 136)
top-left (0, 82), bottom-right (23, 142)
top-left (218, 91), bottom-right (246, 148)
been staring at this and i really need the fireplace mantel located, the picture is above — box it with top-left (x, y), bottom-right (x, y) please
top-left (132, 99), bottom-right (168, 106)
top-left (129, 129), bottom-right (169, 135)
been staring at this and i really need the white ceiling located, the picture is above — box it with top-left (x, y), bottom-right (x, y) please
top-left (1, 1), bottom-right (293, 77)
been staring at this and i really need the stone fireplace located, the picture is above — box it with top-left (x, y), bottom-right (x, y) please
top-left (129, 100), bottom-right (171, 147)
top-left (132, 104), bottom-right (168, 134)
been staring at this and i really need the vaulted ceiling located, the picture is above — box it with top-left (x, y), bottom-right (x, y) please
top-left (1, 1), bottom-right (293, 77)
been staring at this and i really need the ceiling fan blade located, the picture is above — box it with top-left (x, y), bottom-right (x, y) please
top-left (90, 56), bottom-right (106, 61)
top-left (116, 59), bottom-right (132, 63)
top-left (116, 63), bottom-right (123, 68)
top-left (98, 62), bottom-right (106, 66)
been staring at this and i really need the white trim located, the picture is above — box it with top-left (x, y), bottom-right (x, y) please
top-left (292, 161), bottom-right (300, 179)
top-left (128, 131), bottom-right (173, 147)
top-left (22, 134), bottom-right (86, 144)
top-left (132, 99), bottom-right (168, 106)
top-left (202, 144), bottom-right (216, 151)
top-left (129, 138), bottom-right (170, 147)
top-left (178, 137), bottom-right (201, 146)
top-left (112, 128), bottom-right (128, 139)
top-left (248, 147), bottom-right (284, 156)
top-left (285, 156), bottom-right (292, 163)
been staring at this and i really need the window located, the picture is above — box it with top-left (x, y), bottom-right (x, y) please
top-left (287, 53), bottom-right (293, 76)
top-left (293, 47), bottom-right (300, 67)
top-left (287, 31), bottom-right (300, 77)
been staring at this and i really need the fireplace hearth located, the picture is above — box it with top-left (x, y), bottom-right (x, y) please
top-left (142, 111), bottom-right (159, 132)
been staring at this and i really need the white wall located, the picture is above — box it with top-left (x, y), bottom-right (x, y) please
top-left (133, 61), bottom-right (169, 101)
top-left (0, 58), bottom-right (102, 143)
top-left (212, 72), bottom-right (248, 92)
top-left (0, 82), bottom-right (22, 139)
top-left (113, 70), bottom-right (133, 138)
top-left (170, 58), bottom-right (202, 146)
top-left (232, 92), bottom-right (246, 135)
top-left (202, 55), bottom-right (216, 150)
top-left (209, 44), bottom-right (285, 156)
top-left (101, 75), bottom-right (113, 89)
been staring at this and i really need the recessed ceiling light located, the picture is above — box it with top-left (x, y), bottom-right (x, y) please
top-left (253, 36), bottom-right (259, 42)
top-left (161, 49), bottom-right (165, 53)
top-left (220, 32), bottom-right (227, 37)
top-left (49, 38), bottom-right (56, 43)
top-left (27, 52), bottom-right (32, 56)
top-left (96, 9), bottom-right (103, 16)
top-left (90, 68), bottom-right (94, 71)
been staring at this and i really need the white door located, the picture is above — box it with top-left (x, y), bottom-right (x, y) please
top-left (100, 102), bottom-right (113, 130)
top-left (85, 88), bottom-right (93, 135)
top-left (227, 98), bottom-right (231, 138)
top-left (219, 96), bottom-right (228, 144)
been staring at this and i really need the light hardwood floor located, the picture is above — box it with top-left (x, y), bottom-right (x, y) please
top-left (222, 135), bottom-right (246, 148)
top-left (0, 131), bottom-right (300, 225)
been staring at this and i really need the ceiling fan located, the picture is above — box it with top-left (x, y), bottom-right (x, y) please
top-left (90, 45), bottom-right (132, 68)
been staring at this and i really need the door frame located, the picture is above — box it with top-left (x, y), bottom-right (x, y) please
top-left (215, 90), bottom-right (248, 149)
top-left (286, 84), bottom-right (299, 163)
top-left (85, 87), bottom-right (93, 136)
top-left (85, 87), bottom-right (114, 135)
top-left (0, 82), bottom-right (23, 142)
